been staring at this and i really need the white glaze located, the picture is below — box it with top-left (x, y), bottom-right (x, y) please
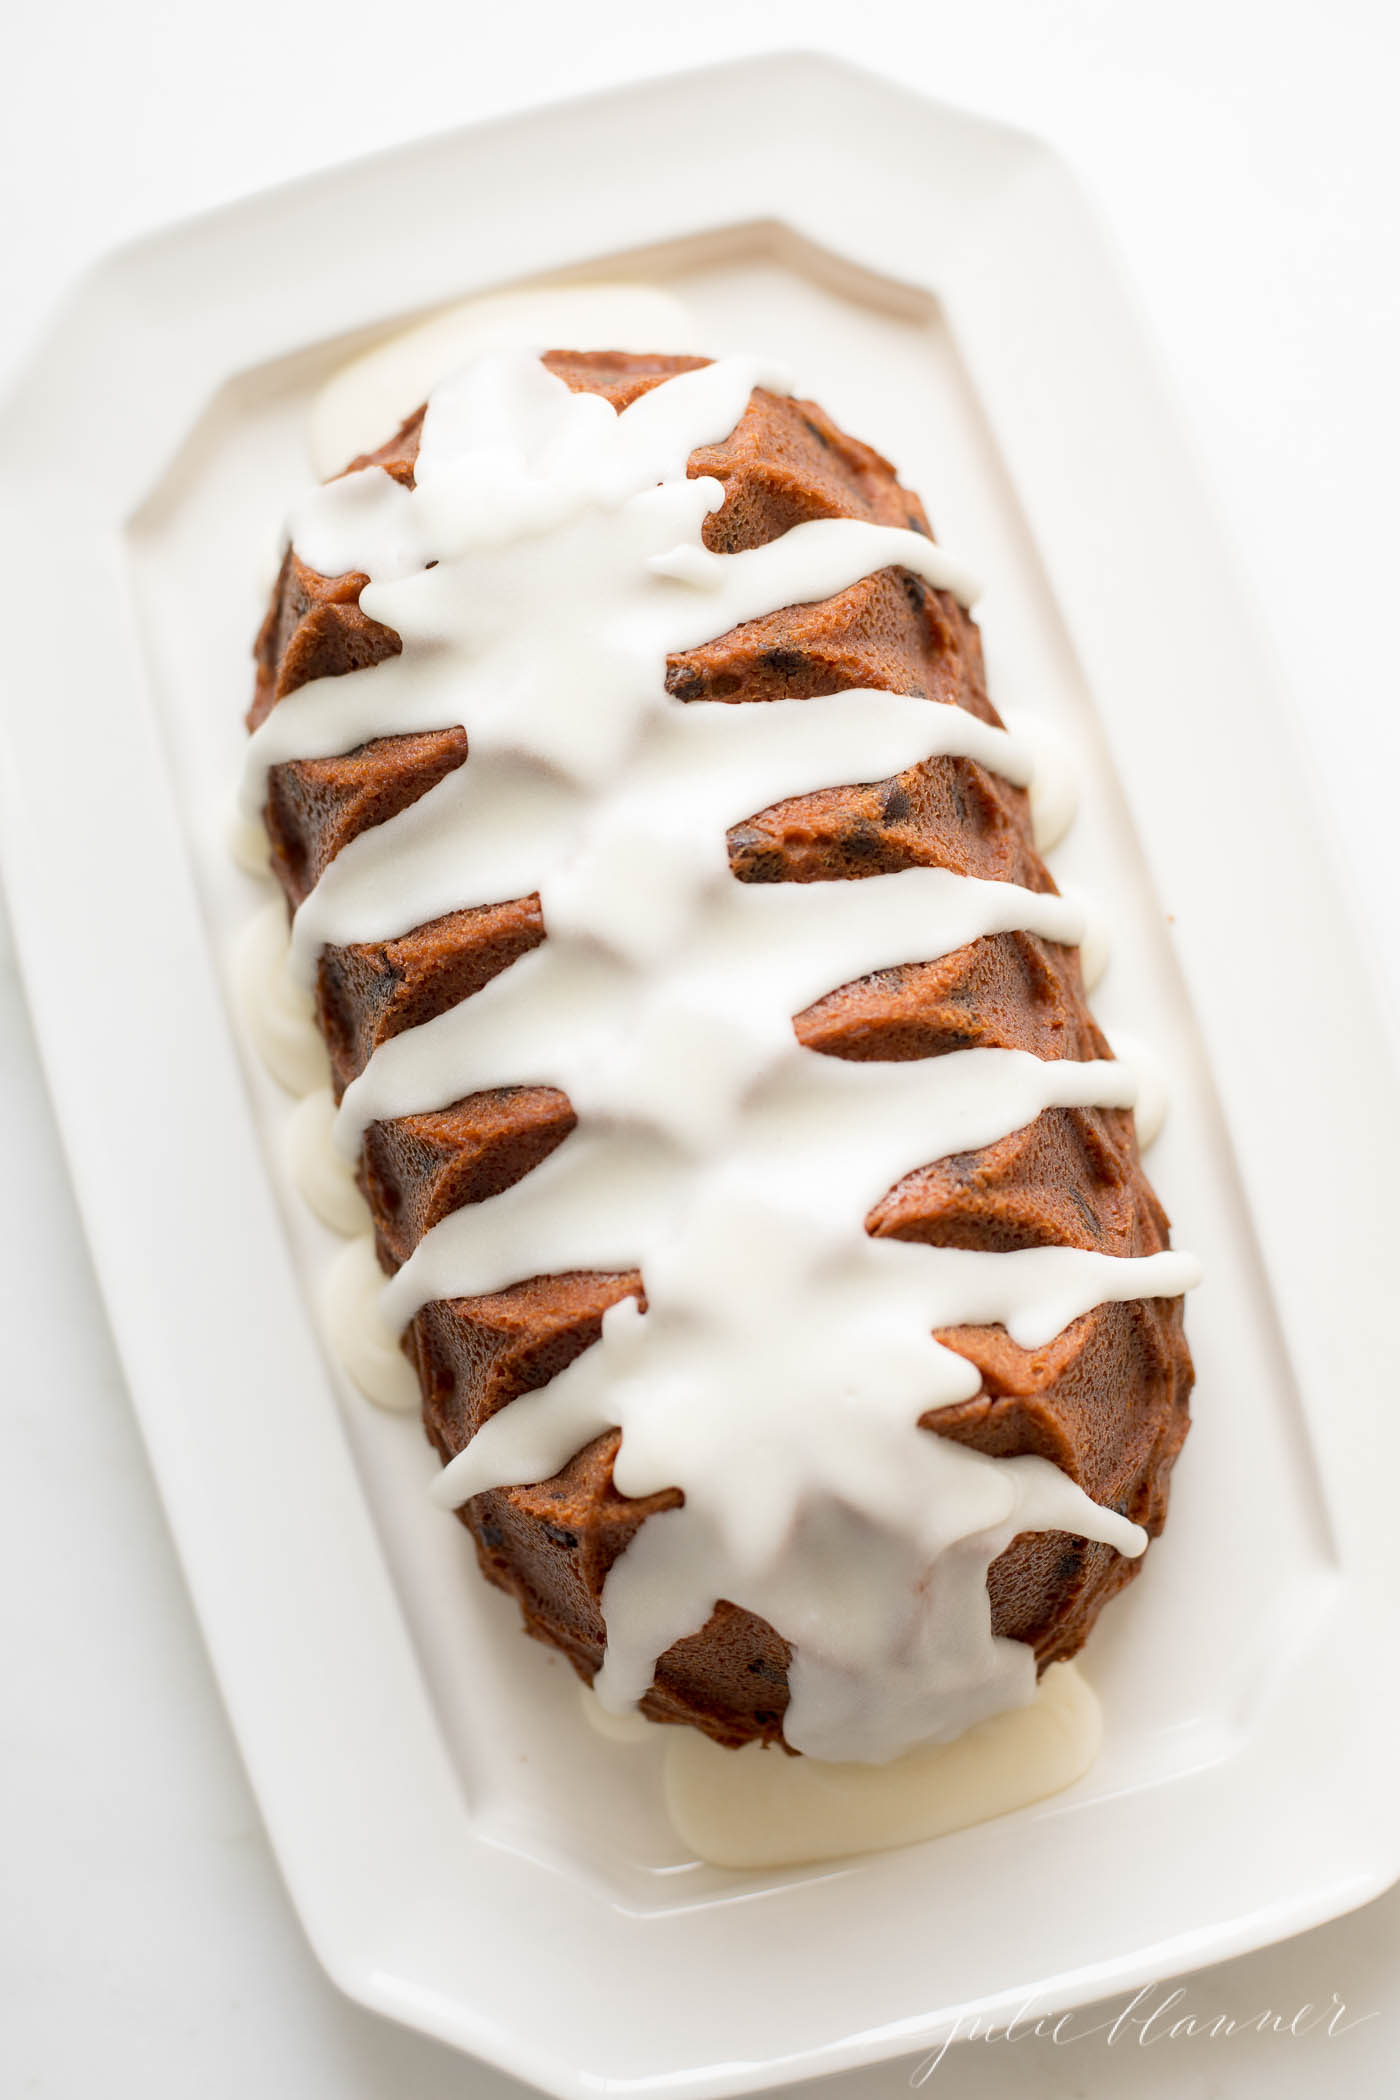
top-left (229, 808), bottom-right (273, 876)
top-left (245, 348), bottom-right (1199, 1763)
top-left (661, 1660), bottom-right (1101, 1869)
top-left (287, 1088), bottom-right (370, 1235)
top-left (996, 707), bottom-right (1079, 854)
top-left (1110, 1031), bottom-right (1171, 1150)
top-left (1065, 888), bottom-right (1112, 990)
top-left (284, 696), bottom-right (1035, 994)
top-left (321, 1235), bottom-right (419, 1412)
top-left (232, 899), bottom-right (328, 1095)
top-left (578, 1685), bottom-right (656, 1745)
top-left (309, 283), bottom-right (698, 481)
top-left (577, 1657), bottom-right (1102, 1866)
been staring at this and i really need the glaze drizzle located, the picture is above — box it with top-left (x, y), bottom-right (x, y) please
top-left (244, 351), bottom-right (1199, 1763)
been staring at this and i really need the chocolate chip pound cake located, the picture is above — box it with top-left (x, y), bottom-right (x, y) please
top-left (243, 349), bottom-right (1196, 1764)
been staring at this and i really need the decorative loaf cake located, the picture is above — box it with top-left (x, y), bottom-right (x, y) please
top-left (244, 349), bottom-right (1196, 1765)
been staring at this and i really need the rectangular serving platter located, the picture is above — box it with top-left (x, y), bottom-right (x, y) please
top-left (2, 53), bottom-right (1397, 2098)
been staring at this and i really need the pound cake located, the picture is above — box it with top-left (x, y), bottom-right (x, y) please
top-left (242, 349), bottom-right (1196, 1764)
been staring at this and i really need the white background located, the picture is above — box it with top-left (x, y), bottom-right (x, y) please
top-left (2, 3), bottom-right (1398, 2095)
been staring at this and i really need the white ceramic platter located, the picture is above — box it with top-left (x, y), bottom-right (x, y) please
top-left (1, 52), bottom-right (1396, 2099)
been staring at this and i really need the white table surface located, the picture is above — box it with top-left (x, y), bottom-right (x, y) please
top-left (3, 4), bottom-right (1397, 2095)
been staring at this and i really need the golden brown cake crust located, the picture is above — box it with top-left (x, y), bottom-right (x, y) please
top-left (250, 351), bottom-right (1192, 1750)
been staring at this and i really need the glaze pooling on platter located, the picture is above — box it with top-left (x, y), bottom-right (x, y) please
top-left (578, 1661), bottom-right (1104, 1868)
top-left (244, 348), bottom-right (1200, 1764)
top-left (659, 1660), bottom-right (1104, 1867)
